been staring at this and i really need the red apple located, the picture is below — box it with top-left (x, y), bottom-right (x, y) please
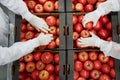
top-left (85, 21), bottom-right (93, 30)
top-left (85, 4), bottom-right (94, 12)
top-left (47, 40), bottom-right (56, 49)
top-left (54, 65), bottom-right (59, 75)
top-left (56, 19), bottom-right (59, 26)
top-left (72, 3), bottom-right (75, 10)
top-left (19, 62), bottom-right (25, 72)
top-left (98, 53), bottom-right (109, 63)
top-left (73, 15), bottom-right (78, 25)
top-left (110, 68), bottom-right (116, 78)
top-left (98, 29), bottom-right (109, 39)
top-left (43, 1), bottom-right (54, 12)
top-left (24, 53), bottom-right (33, 62)
top-left (77, 77), bottom-right (86, 80)
top-left (45, 64), bottom-right (54, 74)
top-left (99, 74), bottom-right (110, 80)
top-left (21, 24), bottom-right (27, 32)
top-left (78, 51), bottom-right (89, 62)
top-left (55, 1), bottom-right (58, 10)
top-left (55, 37), bottom-right (59, 47)
top-left (20, 32), bottom-right (25, 39)
top-left (74, 52), bottom-right (77, 60)
top-left (36, 61), bottom-right (45, 70)
top-left (41, 52), bottom-right (54, 64)
top-left (34, 4), bottom-right (43, 13)
top-left (100, 15), bottom-right (109, 25)
top-left (101, 64), bottom-right (110, 73)
top-left (75, 38), bottom-right (82, 48)
top-left (106, 37), bottom-right (112, 41)
top-left (93, 60), bottom-right (102, 70)
top-left (33, 52), bottom-right (41, 61)
top-left (74, 23), bottom-right (83, 33)
top-left (80, 30), bottom-right (90, 38)
top-left (39, 70), bottom-right (50, 80)
top-left (38, 45), bottom-right (47, 50)
top-left (25, 31), bottom-right (35, 40)
top-left (73, 32), bottom-right (79, 40)
top-left (93, 20), bottom-right (103, 31)
top-left (46, 16), bottom-right (57, 26)
top-left (49, 26), bottom-right (57, 35)
top-left (27, 0), bottom-right (36, 9)
top-left (80, 69), bottom-right (89, 78)
top-left (27, 23), bottom-right (35, 31)
top-left (107, 57), bottom-right (114, 68)
top-left (31, 70), bottom-right (39, 80)
top-left (74, 71), bottom-right (79, 80)
top-left (84, 60), bottom-right (94, 71)
top-left (54, 53), bottom-right (59, 64)
top-left (19, 73), bottom-right (26, 80)
top-left (74, 60), bottom-right (83, 71)
top-left (38, 0), bottom-right (47, 4)
top-left (78, 15), bottom-right (84, 23)
top-left (75, 3), bottom-right (84, 12)
top-left (90, 70), bottom-right (100, 79)
top-left (77, 0), bottom-right (87, 5)
top-left (89, 51), bottom-right (98, 61)
top-left (87, 0), bottom-right (97, 4)
top-left (105, 21), bottom-right (112, 31)
top-left (48, 74), bottom-right (55, 80)
top-left (26, 62), bottom-right (35, 72)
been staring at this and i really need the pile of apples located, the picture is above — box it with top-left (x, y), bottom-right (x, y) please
top-left (21, 15), bottom-right (59, 50)
top-left (23, 0), bottom-right (58, 13)
top-left (73, 14), bottom-right (112, 48)
top-left (74, 51), bottom-right (115, 80)
top-left (19, 52), bottom-right (59, 80)
top-left (72, 0), bottom-right (106, 12)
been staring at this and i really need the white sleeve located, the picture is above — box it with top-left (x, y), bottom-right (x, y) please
top-left (96, 0), bottom-right (120, 16)
top-left (0, 0), bottom-right (33, 21)
top-left (95, 39), bottom-right (120, 60)
top-left (0, 38), bottom-right (39, 65)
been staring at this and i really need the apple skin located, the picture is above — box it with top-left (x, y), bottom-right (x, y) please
top-left (43, 1), bottom-right (55, 12)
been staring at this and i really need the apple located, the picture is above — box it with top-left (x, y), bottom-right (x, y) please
top-left (106, 37), bottom-right (112, 41)
top-left (46, 16), bottom-right (57, 26)
top-left (107, 57), bottom-right (114, 68)
top-left (84, 60), bottom-right (94, 71)
top-left (38, 0), bottom-right (46, 4)
top-left (100, 15), bottom-right (109, 25)
top-left (33, 52), bottom-right (41, 61)
top-left (25, 77), bottom-right (32, 80)
top-left (19, 62), bottom-right (25, 72)
top-left (27, 0), bottom-right (36, 9)
top-left (77, 77), bottom-right (86, 80)
top-left (98, 53), bottom-right (109, 63)
top-left (26, 62), bottom-right (35, 72)
top-left (25, 31), bottom-right (35, 40)
top-left (85, 21), bottom-right (93, 30)
top-left (74, 60), bottom-right (83, 71)
top-left (36, 61), bottom-right (45, 70)
top-left (55, 76), bottom-right (59, 80)
top-left (47, 40), bottom-right (56, 49)
top-left (77, 0), bottom-right (87, 5)
top-left (105, 21), bottom-right (112, 31)
top-left (74, 70), bottom-right (79, 80)
top-left (110, 68), bottom-right (116, 78)
top-left (19, 73), bottom-right (26, 80)
top-left (41, 52), bottom-right (54, 64)
top-left (73, 15), bottom-right (78, 25)
top-left (31, 70), bottom-right (39, 80)
top-left (55, 37), bottom-right (59, 47)
top-left (89, 29), bottom-right (97, 35)
top-left (80, 30), bottom-right (90, 38)
top-left (85, 4), bottom-right (94, 12)
top-left (54, 53), bottom-right (59, 64)
top-left (98, 29), bottom-right (109, 39)
top-left (93, 20), bottom-right (103, 31)
top-left (56, 18), bottom-right (59, 26)
top-left (101, 64), bottom-right (110, 73)
top-left (22, 19), bottom-right (27, 24)
top-left (43, 1), bottom-right (54, 12)
top-left (24, 53), bottom-right (33, 62)
top-left (90, 70), bottom-right (100, 79)
top-left (93, 60), bottom-right (102, 70)
top-left (99, 74), bottom-right (110, 80)
top-left (48, 74), bottom-right (55, 80)
top-left (80, 69), bottom-right (89, 78)
top-left (73, 32), bottom-right (79, 40)
top-left (87, 0), bottom-right (97, 4)
top-left (74, 23), bottom-right (83, 33)
top-left (89, 51), bottom-right (98, 61)
top-left (21, 24), bottom-right (27, 32)
top-left (78, 51), bottom-right (88, 62)
top-left (27, 23), bottom-right (35, 31)
top-left (39, 70), bottom-right (50, 80)
top-left (75, 38), bottom-right (82, 48)
top-left (54, 65), bottom-right (59, 75)
top-left (20, 32), bottom-right (25, 39)
top-left (56, 28), bottom-right (59, 35)
top-left (78, 15), bottom-right (84, 23)
top-left (55, 1), bottom-right (58, 10)
top-left (49, 26), bottom-right (57, 35)
top-left (72, 3), bottom-right (75, 10)
top-left (34, 4), bottom-right (43, 13)
top-left (38, 45), bottom-right (47, 50)
top-left (75, 3), bottom-right (84, 12)
top-left (45, 64), bottom-right (54, 74)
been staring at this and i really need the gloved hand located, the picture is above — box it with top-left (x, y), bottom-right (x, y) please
top-left (78, 32), bottom-right (100, 47)
top-left (36, 33), bottom-right (53, 46)
top-left (82, 0), bottom-right (120, 27)
top-left (22, 10), bottom-right (49, 33)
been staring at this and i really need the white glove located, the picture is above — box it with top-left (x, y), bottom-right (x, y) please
top-left (22, 10), bottom-right (50, 33)
top-left (78, 33), bottom-right (112, 56)
top-left (82, 0), bottom-right (120, 27)
top-left (36, 33), bottom-right (53, 46)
